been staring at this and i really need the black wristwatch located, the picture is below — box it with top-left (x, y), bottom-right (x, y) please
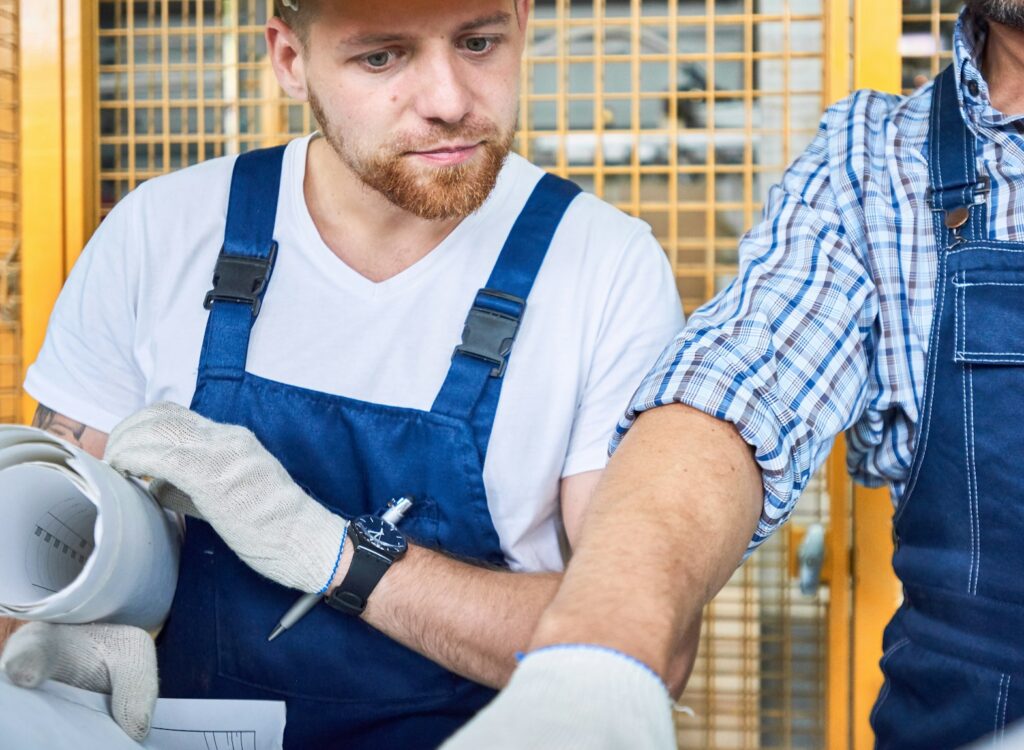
top-left (326, 514), bottom-right (408, 616)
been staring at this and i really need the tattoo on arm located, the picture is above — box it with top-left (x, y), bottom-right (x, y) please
top-left (32, 405), bottom-right (88, 445)
top-left (30, 404), bottom-right (109, 458)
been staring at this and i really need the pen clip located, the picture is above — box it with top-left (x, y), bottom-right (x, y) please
top-left (380, 496), bottom-right (414, 525)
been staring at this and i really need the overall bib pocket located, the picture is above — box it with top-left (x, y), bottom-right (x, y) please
top-left (952, 265), bottom-right (1024, 364)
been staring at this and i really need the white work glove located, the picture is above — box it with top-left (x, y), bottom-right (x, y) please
top-left (440, 645), bottom-right (677, 750)
top-left (104, 402), bottom-right (348, 595)
top-left (0, 622), bottom-right (158, 741)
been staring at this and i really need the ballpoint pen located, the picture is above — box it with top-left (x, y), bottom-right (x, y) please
top-left (267, 496), bottom-right (413, 642)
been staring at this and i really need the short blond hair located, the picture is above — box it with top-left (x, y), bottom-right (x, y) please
top-left (273, 0), bottom-right (316, 41)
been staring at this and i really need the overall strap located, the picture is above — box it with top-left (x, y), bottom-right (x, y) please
top-left (928, 64), bottom-right (988, 246)
top-left (196, 145), bottom-right (286, 381)
top-left (432, 173), bottom-right (582, 459)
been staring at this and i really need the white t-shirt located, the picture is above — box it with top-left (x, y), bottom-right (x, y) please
top-left (25, 134), bottom-right (684, 572)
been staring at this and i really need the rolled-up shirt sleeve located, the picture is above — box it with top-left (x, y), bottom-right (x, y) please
top-left (612, 113), bottom-right (878, 554)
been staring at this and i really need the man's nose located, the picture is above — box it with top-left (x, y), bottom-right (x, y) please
top-left (412, 51), bottom-right (474, 125)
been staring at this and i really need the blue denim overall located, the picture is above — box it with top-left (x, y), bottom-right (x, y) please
top-left (154, 146), bottom-right (581, 749)
top-left (871, 65), bottom-right (1024, 748)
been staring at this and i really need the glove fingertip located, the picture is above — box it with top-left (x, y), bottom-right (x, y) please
top-left (2, 648), bottom-right (50, 689)
top-left (109, 627), bottom-right (159, 743)
top-left (1, 624), bottom-right (58, 689)
top-left (122, 711), bottom-right (152, 743)
top-left (111, 682), bottom-right (157, 742)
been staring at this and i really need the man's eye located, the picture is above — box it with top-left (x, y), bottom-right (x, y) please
top-left (464, 37), bottom-right (493, 53)
top-left (364, 51), bottom-right (394, 68)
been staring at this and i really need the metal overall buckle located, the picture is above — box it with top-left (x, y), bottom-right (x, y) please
top-left (454, 288), bottom-right (526, 378)
top-left (203, 244), bottom-right (278, 317)
top-left (928, 177), bottom-right (989, 249)
top-left (924, 175), bottom-right (990, 209)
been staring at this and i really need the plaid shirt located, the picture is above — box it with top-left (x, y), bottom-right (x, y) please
top-left (613, 9), bottom-right (1024, 553)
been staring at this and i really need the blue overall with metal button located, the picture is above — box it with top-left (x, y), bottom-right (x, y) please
top-left (154, 145), bottom-right (581, 749)
top-left (870, 64), bottom-right (1024, 748)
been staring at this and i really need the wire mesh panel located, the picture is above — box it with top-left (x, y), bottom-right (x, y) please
top-left (0, 0), bottom-right (18, 424)
top-left (526, 0), bottom-right (828, 315)
top-left (901, 0), bottom-right (960, 92)
top-left (97, 0), bottom-right (282, 214)
top-left (521, 2), bottom-right (832, 747)
top-left (94, 1), bottom-right (834, 747)
top-left (527, 6), bottom-right (836, 744)
top-left (682, 472), bottom-right (830, 744)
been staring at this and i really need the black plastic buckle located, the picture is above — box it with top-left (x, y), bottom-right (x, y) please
top-left (202, 244), bottom-right (277, 317)
top-left (454, 289), bottom-right (526, 378)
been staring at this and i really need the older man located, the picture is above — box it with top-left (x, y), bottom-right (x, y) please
top-left (444, 2), bottom-right (1024, 749)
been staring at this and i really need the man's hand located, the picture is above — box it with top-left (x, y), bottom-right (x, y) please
top-left (0, 622), bottom-right (158, 741)
top-left (104, 402), bottom-right (348, 595)
top-left (440, 646), bottom-right (676, 750)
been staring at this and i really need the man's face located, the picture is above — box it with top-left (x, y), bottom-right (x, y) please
top-left (966, 0), bottom-right (1024, 31)
top-left (297, 0), bottom-right (526, 221)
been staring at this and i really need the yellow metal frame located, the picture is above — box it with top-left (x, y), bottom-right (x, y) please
top-left (851, 3), bottom-right (903, 750)
top-left (0, 0), bottom-right (20, 426)
top-left (19, 0), bottom-right (95, 422)
top-left (20, 0), bottom-right (64, 423)
top-left (823, 1), bottom-right (853, 744)
top-left (62, 1), bottom-right (96, 272)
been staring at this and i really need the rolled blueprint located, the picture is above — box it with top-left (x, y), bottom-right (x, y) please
top-left (0, 425), bottom-right (180, 630)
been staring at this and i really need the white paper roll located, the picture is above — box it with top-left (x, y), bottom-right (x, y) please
top-left (0, 425), bottom-right (180, 630)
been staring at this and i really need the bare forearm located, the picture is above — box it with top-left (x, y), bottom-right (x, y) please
top-left (529, 404), bottom-right (762, 694)
top-left (330, 544), bottom-right (560, 688)
top-left (31, 404), bottom-right (108, 458)
top-left (28, 402), bottom-right (554, 685)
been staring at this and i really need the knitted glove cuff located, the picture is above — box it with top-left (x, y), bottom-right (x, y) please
top-left (517, 644), bottom-right (671, 703)
top-left (439, 642), bottom-right (677, 750)
top-left (283, 509), bottom-right (349, 595)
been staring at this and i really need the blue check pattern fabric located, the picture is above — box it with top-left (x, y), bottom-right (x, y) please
top-left (613, 8), bottom-right (1024, 554)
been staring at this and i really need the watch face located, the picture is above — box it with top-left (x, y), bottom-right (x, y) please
top-left (354, 515), bottom-right (408, 555)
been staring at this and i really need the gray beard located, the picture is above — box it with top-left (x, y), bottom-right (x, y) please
top-left (967, 0), bottom-right (1024, 31)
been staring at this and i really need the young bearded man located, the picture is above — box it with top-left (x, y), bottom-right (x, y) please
top-left (0, 2), bottom-right (682, 748)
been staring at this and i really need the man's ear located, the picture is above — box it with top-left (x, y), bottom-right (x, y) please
top-left (266, 16), bottom-right (308, 101)
top-left (516, 0), bottom-right (531, 31)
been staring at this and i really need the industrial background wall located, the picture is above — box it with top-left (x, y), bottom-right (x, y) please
top-left (5, 1), bottom-right (959, 748)
top-left (0, 0), bottom-right (17, 426)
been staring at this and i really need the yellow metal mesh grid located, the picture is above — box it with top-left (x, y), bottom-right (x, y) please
top-left (681, 469), bottom-right (830, 748)
top-left (95, 2), bottom-right (833, 747)
top-left (524, 1), bottom-right (828, 316)
top-left (0, 0), bottom-right (18, 424)
top-left (901, 0), bottom-right (960, 93)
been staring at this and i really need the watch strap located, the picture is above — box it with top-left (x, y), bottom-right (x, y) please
top-left (327, 546), bottom-right (393, 615)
